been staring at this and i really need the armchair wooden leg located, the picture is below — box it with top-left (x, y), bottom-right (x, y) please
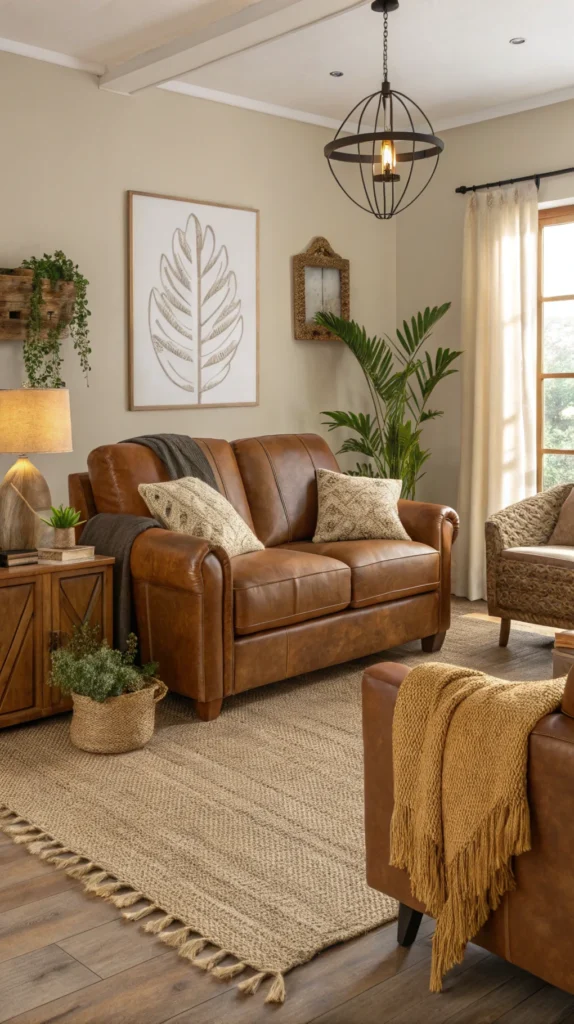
top-left (195, 698), bottom-right (223, 721)
top-left (499, 619), bottom-right (511, 647)
top-left (397, 903), bottom-right (423, 947)
top-left (421, 631), bottom-right (446, 653)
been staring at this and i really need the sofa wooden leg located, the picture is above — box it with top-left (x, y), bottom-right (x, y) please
top-left (421, 631), bottom-right (446, 653)
top-left (195, 698), bottom-right (223, 721)
top-left (499, 618), bottom-right (511, 647)
top-left (397, 903), bottom-right (423, 947)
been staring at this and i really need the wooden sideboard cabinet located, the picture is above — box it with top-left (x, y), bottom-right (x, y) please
top-left (0, 556), bottom-right (114, 729)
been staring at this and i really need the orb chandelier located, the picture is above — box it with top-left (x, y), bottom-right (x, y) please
top-left (324, 0), bottom-right (444, 220)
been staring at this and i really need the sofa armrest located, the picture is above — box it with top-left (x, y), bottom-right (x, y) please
top-left (398, 500), bottom-right (459, 634)
top-left (130, 530), bottom-right (233, 703)
top-left (362, 662), bottom-right (423, 909)
top-left (398, 500), bottom-right (459, 551)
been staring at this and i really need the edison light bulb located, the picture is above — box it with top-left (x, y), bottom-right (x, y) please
top-left (381, 139), bottom-right (396, 172)
top-left (373, 138), bottom-right (399, 181)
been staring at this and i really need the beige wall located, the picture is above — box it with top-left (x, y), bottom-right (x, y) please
top-left (0, 52), bottom-right (395, 505)
top-left (397, 98), bottom-right (574, 512)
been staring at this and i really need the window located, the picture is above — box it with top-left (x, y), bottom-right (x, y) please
top-left (538, 206), bottom-right (574, 490)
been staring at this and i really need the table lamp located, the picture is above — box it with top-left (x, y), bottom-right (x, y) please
top-left (0, 389), bottom-right (73, 551)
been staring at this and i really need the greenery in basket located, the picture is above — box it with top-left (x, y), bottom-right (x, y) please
top-left (20, 250), bottom-right (91, 389)
top-left (316, 305), bottom-right (461, 499)
top-left (50, 625), bottom-right (159, 704)
top-left (40, 504), bottom-right (84, 528)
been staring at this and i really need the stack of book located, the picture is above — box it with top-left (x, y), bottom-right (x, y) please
top-left (0, 549), bottom-right (39, 568)
top-left (555, 630), bottom-right (574, 651)
top-left (37, 545), bottom-right (95, 563)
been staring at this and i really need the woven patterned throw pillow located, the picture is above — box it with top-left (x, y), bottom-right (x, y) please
top-left (313, 469), bottom-right (411, 543)
top-left (549, 486), bottom-right (574, 545)
top-left (138, 477), bottom-right (264, 557)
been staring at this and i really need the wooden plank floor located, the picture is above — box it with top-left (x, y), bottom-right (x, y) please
top-left (1, 603), bottom-right (572, 1023)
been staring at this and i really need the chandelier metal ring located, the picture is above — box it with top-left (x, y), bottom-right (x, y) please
top-left (324, 0), bottom-right (445, 220)
top-left (324, 130), bottom-right (444, 163)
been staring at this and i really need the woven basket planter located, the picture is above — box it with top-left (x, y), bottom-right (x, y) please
top-left (70, 680), bottom-right (168, 754)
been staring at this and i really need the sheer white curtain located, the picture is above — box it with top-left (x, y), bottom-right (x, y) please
top-left (454, 182), bottom-right (538, 601)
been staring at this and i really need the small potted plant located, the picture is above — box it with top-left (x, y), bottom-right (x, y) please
top-left (50, 625), bottom-right (167, 754)
top-left (39, 504), bottom-right (85, 548)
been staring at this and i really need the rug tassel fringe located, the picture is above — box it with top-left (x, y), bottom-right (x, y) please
top-left (196, 949), bottom-right (228, 971)
top-left (265, 973), bottom-right (286, 1004)
top-left (13, 831), bottom-right (49, 846)
top-left (238, 972), bottom-right (268, 995)
top-left (178, 938), bottom-right (208, 961)
top-left (158, 926), bottom-right (191, 949)
top-left (122, 903), bottom-right (158, 922)
top-left (108, 890), bottom-right (144, 909)
top-left (0, 805), bottom-right (289, 1003)
top-left (66, 861), bottom-right (95, 880)
top-left (143, 914), bottom-right (175, 935)
top-left (212, 961), bottom-right (247, 981)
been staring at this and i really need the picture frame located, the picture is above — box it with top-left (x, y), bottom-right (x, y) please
top-left (292, 237), bottom-right (350, 341)
top-left (128, 190), bottom-right (259, 410)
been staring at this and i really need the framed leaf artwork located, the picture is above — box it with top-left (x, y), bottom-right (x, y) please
top-left (128, 191), bottom-right (259, 410)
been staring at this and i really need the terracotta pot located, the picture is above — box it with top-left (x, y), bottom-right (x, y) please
top-left (70, 680), bottom-right (168, 754)
top-left (52, 527), bottom-right (76, 549)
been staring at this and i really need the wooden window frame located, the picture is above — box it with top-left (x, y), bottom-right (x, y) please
top-left (537, 205), bottom-right (574, 490)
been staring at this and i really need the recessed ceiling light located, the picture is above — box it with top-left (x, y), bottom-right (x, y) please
top-left (330, 70), bottom-right (344, 77)
top-left (509, 37), bottom-right (526, 44)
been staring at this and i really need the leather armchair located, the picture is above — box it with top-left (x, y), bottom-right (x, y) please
top-left (362, 661), bottom-right (574, 995)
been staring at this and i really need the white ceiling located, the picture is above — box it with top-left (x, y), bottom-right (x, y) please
top-left (0, 0), bottom-right (573, 128)
top-left (182, 0), bottom-right (574, 127)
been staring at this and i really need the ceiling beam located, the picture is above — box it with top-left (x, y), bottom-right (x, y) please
top-left (99, 0), bottom-right (366, 94)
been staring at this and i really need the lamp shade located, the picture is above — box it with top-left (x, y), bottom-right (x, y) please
top-left (0, 389), bottom-right (73, 454)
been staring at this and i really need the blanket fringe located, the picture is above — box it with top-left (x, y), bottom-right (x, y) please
top-left (426, 797), bottom-right (529, 991)
top-left (0, 804), bottom-right (287, 1003)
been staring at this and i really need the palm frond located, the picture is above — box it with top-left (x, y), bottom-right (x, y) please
top-left (319, 304), bottom-right (455, 498)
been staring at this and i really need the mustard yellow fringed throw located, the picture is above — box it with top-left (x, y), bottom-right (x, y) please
top-left (390, 663), bottom-right (565, 992)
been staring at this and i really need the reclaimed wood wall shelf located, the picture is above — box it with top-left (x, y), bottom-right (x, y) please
top-left (0, 268), bottom-right (75, 342)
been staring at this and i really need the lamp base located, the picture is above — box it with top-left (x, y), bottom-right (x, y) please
top-left (0, 456), bottom-right (51, 551)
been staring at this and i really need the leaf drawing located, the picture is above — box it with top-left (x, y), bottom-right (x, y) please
top-left (148, 213), bottom-right (243, 399)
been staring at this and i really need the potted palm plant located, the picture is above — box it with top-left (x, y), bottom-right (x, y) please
top-left (50, 626), bottom-right (166, 754)
top-left (316, 305), bottom-right (461, 499)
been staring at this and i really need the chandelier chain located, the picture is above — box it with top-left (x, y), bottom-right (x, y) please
top-left (383, 10), bottom-right (388, 81)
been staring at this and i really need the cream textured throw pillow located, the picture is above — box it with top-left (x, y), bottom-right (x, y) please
top-left (549, 486), bottom-right (574, 545)
top-left (138, 477), bottom-right (264, 558)
top-left (313, 469), bottom-right (411, 543)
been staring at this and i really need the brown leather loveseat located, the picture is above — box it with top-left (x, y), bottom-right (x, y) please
top-left (70, 433), bottom-right (458, 720)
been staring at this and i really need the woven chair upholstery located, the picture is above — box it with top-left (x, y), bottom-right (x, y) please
top-left (486, 484), bottom-right (574, 629)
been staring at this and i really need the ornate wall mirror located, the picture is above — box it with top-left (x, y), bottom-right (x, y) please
top-left (292, 237), bottom-right (350, 340)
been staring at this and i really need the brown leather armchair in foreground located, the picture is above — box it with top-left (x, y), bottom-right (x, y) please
top-left (362, 661), bottom-right (574, 994)
top-left (69, 433), bottom-right (458, 720)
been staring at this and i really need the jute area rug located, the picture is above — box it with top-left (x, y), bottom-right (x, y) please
top-left (0, 600), bottom-right (554, 1005)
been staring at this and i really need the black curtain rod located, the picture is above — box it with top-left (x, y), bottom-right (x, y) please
top-left (455, 166), bottom-right (574, 195)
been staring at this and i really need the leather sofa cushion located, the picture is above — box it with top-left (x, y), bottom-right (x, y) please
top-left (232, 548), bottom-right (351, 635)
top-left (281, 539), bottom-right (440, 608)
top-left (232, 434), bottom-right (339, 546)
top-left (87, 438), bottom-right (254, 526)
top-left (503, 545), bottom-right (574, 569)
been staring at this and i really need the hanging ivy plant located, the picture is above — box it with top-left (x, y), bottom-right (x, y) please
top-left (21, 251), bottom-right (91, 388)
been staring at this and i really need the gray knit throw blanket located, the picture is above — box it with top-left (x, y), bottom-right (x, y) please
top-left (82, 434), bottom-right (218, 650)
